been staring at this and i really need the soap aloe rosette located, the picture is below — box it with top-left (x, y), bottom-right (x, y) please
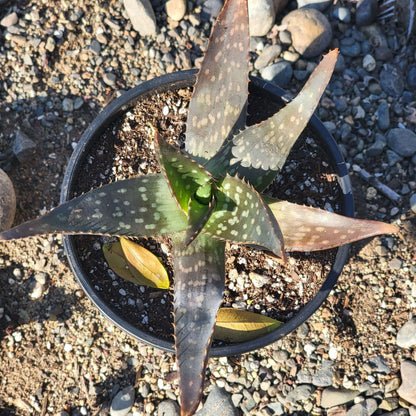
top-left (0, 0), bottom-right (398, 414)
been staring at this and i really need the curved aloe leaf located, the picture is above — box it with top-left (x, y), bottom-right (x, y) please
top-left (213, 308), bottom-right (282, 342)
top-left (185, 0), bottom-right (249, 164)
top-left (120, 237), bottom-right (170, 289)
top-left (207, 49), bottom-right (339, 192)
top-left (172, 233), bottom-right (225, 416)
top-left (203, 175), bottom-right (285, 259)
top-left (267, 198), bottom-right (400, 251)
top-left (0, 175), bottom-right (187, 240)
top-left (155, 131), bottom-right (213, 214)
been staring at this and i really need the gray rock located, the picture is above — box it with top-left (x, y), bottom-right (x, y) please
top-left (158, 399), bottom-right (180, 416)
top-left (376, 102), bottom-right (390, 130)
top-left (62, 98), bottom-right (74, 112)
top-left (408, 65), bottom-right (416, 88)
top-left (387, 150), bottom-right (403, 166)
top-left (201, 0), bottom-right (223, 20)
top-left (398, 361), bottom-right (416, 406)
top-left (123, 0), bottom-right (157, 36)
top-left (261, 61), bottom-right (293, 87)
top-left (89, 39), bottom-right (101, 55)
top-left (248, 0), bottom-right (288, 37)
top-left (312, 360), bottom-right (334, 387)
top-left (366, 355), bottom-right (391, 374)
top-left (363, 54), bottom-right (376, 71)
top-left (366, 134), bottom-right (386, 156)
top-left (321, 387), bottom-right (360, 408)
top-left (110, 386), bottom-right (135, 416)
top-left (387, 128), bottom-right (416, 157)
top-left (0, 168), bottom-right (16, 232)
top-left (355, 0), bottom-right (378, 25)
top-left (1, 12), bottom-right (18, 27)
top-left (266, 402), bottom-right (285, 415)
top-left (380, 65), bottom-right (404, 97)
top-left (195, 387), bottom-right (238, 416)
top-left (397, 319), bottom-right (416, 348)
top-left (297, 370), bottom-right (313, 384)
top-left (346, 398), bottom-right (378, 416)
top-left (273, 349), bottom-right (289, 363)
top-left (281, 8), bottom-right (332, 58)
top-left (103, 72), bottom-right (117, 86)
top-left (254, 44), bottom-right (282, 70)
top-left (410, 194), bottom-right (416, 214)
top-left (12, 130), bottom-right (37, 163)
top-left (340, 41), bottom-right (361, 57)
top-left (285, 384), bottom-right (315, 404)
top-left (333, 7), bottom-right (351, 22)
top-left (297, 0), bottom-right (333, 11)
top-left (297, 322), bottom-right (310, 339)
top-left (74, 97), bottom-right (84, 110)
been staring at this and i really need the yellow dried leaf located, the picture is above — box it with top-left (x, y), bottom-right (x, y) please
top-left (103, 240), bottom-right (139, 284)
top-left (213, 308), bottom-right (282, 342)
top-left (120, 237), bottom-right (170, 289)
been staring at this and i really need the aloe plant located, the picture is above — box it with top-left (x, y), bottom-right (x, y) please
top-left (0, 0), bottom-right (399, 414)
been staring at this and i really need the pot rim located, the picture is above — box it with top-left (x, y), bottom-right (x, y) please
top-left (61, 70), bottom-right (354, 357)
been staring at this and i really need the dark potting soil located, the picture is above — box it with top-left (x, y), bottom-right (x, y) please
top-left (70, 84), bottom-right (341, 344)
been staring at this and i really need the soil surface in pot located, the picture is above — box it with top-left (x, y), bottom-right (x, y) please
top-left (70, 84), bottom-right (341, 344)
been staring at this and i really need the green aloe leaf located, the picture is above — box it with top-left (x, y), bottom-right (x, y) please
top-left (172, 233), bottom-right (225, 416)
top-left (184, 187), bottom-right (216, 247)
top-left (207, 49), bottom-right (339, 192)
top-left (155, 131), bottom-right (213, 214)
top-left (266, 198), bottom-right (400, 251)
top-left (185, 0), bottom-right (249, 164)
top-left (103, 239), bottom-right (169, 289)
top-left (0, 174), bottom-right (187, 240)
top-left (203, 175), bottom-right (285, 259)
top-left (213, 308), bottom-right (282, 342)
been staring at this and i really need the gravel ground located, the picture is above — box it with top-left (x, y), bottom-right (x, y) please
top-left (0, 0), bottom-right (416, 415)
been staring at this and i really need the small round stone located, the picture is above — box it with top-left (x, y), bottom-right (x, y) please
top-left (0, 168), bottom-right (16, 232)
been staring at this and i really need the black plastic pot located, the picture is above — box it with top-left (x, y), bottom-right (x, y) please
top-left (61, 70), bottom-right (354, 357)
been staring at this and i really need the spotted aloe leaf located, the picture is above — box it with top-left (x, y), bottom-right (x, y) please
top-left (185, 0), bottom-right (249, 164)
top-left (172, 232), bottom-right (225, 416)
top-left (266, 198), bottom-right (400, 251)
top-left (155, 131), bottom-right (213, 214)
top-left (207, 49), bottom-right (339, 192)
top-left (0, 175), bottom-right (186, 240)
top-left (203, 175), bottom-right (285, 259)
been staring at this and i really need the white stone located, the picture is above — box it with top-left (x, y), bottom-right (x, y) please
top-left (248, 0), bottom-right (288, 37)
top-left (123, 0), bottom-right (157, 36)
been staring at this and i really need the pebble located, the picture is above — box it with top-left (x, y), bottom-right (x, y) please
top-left (12, 130), bottom-right (37, 163)
top-left (280, 8), bottom-right (332, 58)
top-left (157, 399), bottom-right (180, 416)
top-left (110, 386), bottom-right (135, 416)
top-left (385, 378), bottom-right (402, 394)
top-left (195, 387), bottom-right (237, 416)
top-left (123, 0), bottom-right (157, 36)
top-left (397, 319), bottom-right (416, 348)
top-left (408, 65), bottom-right (416, 88)
top-left (104, 73), bottom-right (117, 86)
top-left (0, 168), bottom-right (16, 231)
top-left (273, 349), bottom-right (289, 363)
top-left (312, 360), bottom-right (334, 387)
top-left (333, 7), bottom-right (351, 23)
top-left (365, 355), bottom-right (391, 374)
top-left (380, 65), bottom-right (405, 97)
top-left (376, 102), bottom-right (390, 130)
top-left (1, 12), bottom-right (18, 27)
top-left (254, 44), bottom-right (282, 70)
top-left (321, 387), bottom-right (360, 408)
top-left (201, 0), bottom-right (223, 20)
top-left (355, 0), bottom-right (378, 25)
top-left (249, 272), bottom-right (270, 288)
top-left (45, 37), bottom-right (56, 52)
top-left (398, 361), bottom-right (416, 406)
top-left (62, 98), bottom-right (74, 112)
top-left (285, 384), bottom-right (315, 404)
top-left (346, 398), bottom-right (377, 416)
top-left (248, 0), bottom-right (287, 37)
top-left (387, 128), bottom-right (416, 157)
top-left (166, 0), bottom-right (186, 21)
top-left (363, 54), bottom-right (376, 72)
top-left (340, 40), bottom-right (361, 57)
top-left (382, 410), bottom-right (410, 416)
top-left (261, 61), bottom-right (293, 87)
top-left (410, 194), bottom-right (416, 214)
